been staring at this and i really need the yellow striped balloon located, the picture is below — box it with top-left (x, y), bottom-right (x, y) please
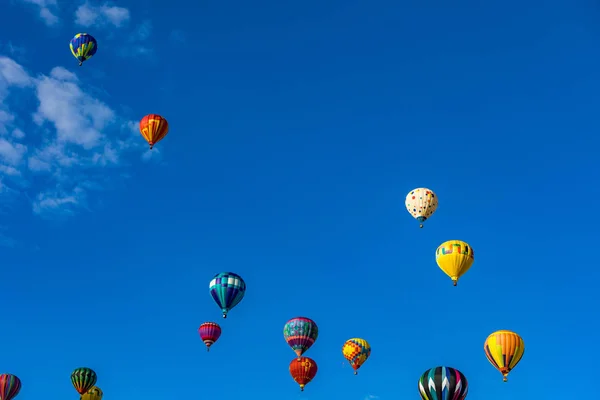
top-left (435, 240), bottom-right (474, 286)
top-left (484, 330), bottom-right (525, 382)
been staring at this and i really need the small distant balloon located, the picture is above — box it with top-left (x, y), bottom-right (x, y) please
top-left (139, 114), bottom-right (169, 150)
top-left (69, 33), bottom-right (97, 66)
top-left (80, 386), bottom-right (103, 400)
top-left (289, 357), bottom-right (318, 392)
top-left (405, 188), bottom-right (438, 228)
top-left (70, 367), bottom-right (97, 395)
top-left (283, 317), bottom-right (318, 358)
top-left (209, 272), bottom-right (246, 318)
top-left (342, 338), bottom-right (371, 375)
top-left (0, 374), bottom-right (21, 400)
top-left (199, 322), bottom-right (222, 351)
top-left (435, 240), bottom-right (474, 286)
top-left (484, 330), bottom-right (525, 382)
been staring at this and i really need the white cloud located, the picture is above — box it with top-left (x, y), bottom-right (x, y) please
top-left (0, 55), bottom-right (146, 217)
top-left (12, 128), bottom-right (25, 139)
top-left (75, 1), bottom-right (130, 28)
top-left (33, 188), bottom-right (82, 216)
top-left (33, 67), bottom-right (115, 149)
top-left (18, 0), bottom-right (59, 26)
top-left (0, 138), bottom-right (27, 165)
top-left (0, 56), bottom-right (32, 100)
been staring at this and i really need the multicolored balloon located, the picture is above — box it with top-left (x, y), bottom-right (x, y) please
top-left (342, 338), bottom-right (371, 375)
top-left (80, 386), bottom-right (103, 400)
top-left (139, 114), bottom-right (169, 150)
top-left (209, 272), bottom-right (246, 318)
top-left (69, 33), bottom-right (98, 66)
top-left (435, 240), bottom-right (474, 286)
top-left (70, 367), bottom-right (97, 395)
top-left (283, 317), bottom-right (318, 358)
top-left (198, 322), bottom-right (222, 351)
top-left (0, 374), bottom-right (21, 400)
top-left (405, 188), bottom-right (438, 228)
top-left (289, 357), bottom-right (318, 392)
top-left (484, 330), bottom-right (525, 382)
top-left (418, 366), bottom-right (468, 400)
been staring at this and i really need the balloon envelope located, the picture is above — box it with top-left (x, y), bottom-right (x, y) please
top-left (0, 374), bottom-right (21, 400)
top-left (484, 330), bottom-right (525, 382)
top-left (199, 322), bottom-right (222, 351)
top-left (435, 240), bottom-right (474, 286)
top-left (289, 357), bottom-right (317, 391)
top-left (81, 386), bottom-right (103, 400)
top-left (69, 33), bottom-right (97, 66)
top-left (71, 367), bottom-right (97, 395)
top-left (283, 317), bottom-right (319, 357)
top-left (139, 114), bottom-right (169, 149)
top-left (209, 272), bottom-right (246, 318)
top-left (342, 338), bottom-right (371, 374)
top-left (405, 188), bottom-right (438, 228)
top-left (418, 366), bottom-right (468, 400)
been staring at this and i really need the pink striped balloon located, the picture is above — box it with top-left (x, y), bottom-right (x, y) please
top-left (199, 322), bottom-right (222, 351)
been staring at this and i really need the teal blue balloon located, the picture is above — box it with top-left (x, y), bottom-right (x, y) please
top-left (209, 272), bottom-right (246, 318)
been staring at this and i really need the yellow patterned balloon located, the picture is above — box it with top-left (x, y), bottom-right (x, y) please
top-left (435, 240), bottom-right (474, 286)
top-left (405, 188), bottom-right (438, 228)
top-left (342, 338), bottom-right (371, 375)
top-left (80, 386), bottom-right (103, 400)
top-left (484, 330), bottom-right (525, 382)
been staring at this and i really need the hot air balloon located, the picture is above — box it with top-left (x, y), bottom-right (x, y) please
top-left (405, 188), bottom-right (438, 228)
top-left (342, 338), bottom-right (371, 375)
top-left (289, 357), bottom-right (317, 392)
top-left (80, 386), bottom-right (103, 400)
top-left (71, 367), bottom-right (97, 395)
top-left (69, 33), bottom-right (98, 66)
top-left (283, 317), bottom-right (318, 358)
top-left (139, 114), bottom-right (169, 149)
top-left (0, 374), bottom-right (21, 400)
top-left (209, 272), bottom-right (246, 318)
top-left (199, 322), bottom-right (222, 351)
top-left (435, 240), bottom-right (474, 286)
top-left (484, 330), bottom-right (525, 382)
top-left (418, 366), bottom-right (468, 400)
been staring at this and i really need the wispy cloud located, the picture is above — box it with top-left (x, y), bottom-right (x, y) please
top-left (0, 55), bottom-right (147, 218)
top-left (18, 0), bottom-right (59, 26)
top-left (74, 1), bottom-right (130, 28)
top-left (169, 29), bottom-right (186, 45)
top-left (0, 41), bottom-right (26, 58)
top-left (364, 395), bottom-right (379, 400)
top-left (120, 20), bottom-right (154, 57)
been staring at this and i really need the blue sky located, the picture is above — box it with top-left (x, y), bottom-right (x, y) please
top-left (0, 0), bottom-right (598, 399)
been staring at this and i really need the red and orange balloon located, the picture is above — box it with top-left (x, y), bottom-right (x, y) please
top-left (289, 357), bottom-right (317, 391)
top-left (139, 114), bottom-right (169, 149)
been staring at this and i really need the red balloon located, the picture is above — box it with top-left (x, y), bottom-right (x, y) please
top-left (289, 357), bottom-right (318, 391)
top-left (198, 322), bottom-right (222, 351)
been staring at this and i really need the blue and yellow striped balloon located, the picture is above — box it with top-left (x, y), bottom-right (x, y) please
top-left (69, 33), bottom-right (98, 66)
